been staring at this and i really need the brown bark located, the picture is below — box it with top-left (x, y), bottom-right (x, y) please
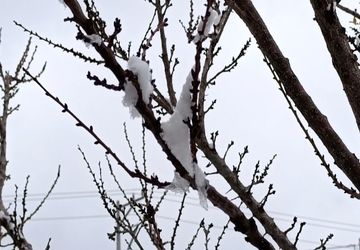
top-left (63, 1), bottom-right (279, 248)
top-left (310, 0), bottom-right (360, 132)
top-left (198, 138), bottom-right (296, 250)
top-left (226, 0), bottom-right (360, 191)
top-left (64, 0), bottom-right (126, 86)
top-left (207, 186), bottom-right (276, 250)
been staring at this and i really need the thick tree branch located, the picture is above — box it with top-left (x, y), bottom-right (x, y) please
top-left (337, 4), bottom-right (360, 20)
top-left (310, 0), bottom-right (360, 132)
top-left (226, 0), bottom-right (360, 192)
top-left (197, 137), bottom-right (296, 250)
top-left (207, 186), bottom-right (275, 250)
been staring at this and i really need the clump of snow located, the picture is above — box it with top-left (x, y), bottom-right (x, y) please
top-left (203, 9), bottom-right (220, 36)
top-left (194, 163), bottom-right (209, 209)
top-left (356, 35), bottom-right (360, 47)
top-left (162, 69), bottom-right (209, 209)
top-left (123, 81), bottom-right (140, 118)
top-left (162, 71), bottom-right (194, 175)
top-left (127, 56), bottom-right (153, 104)
top-left (84, 34), bottom-right (102, 48)
top-left (326, 1), bottom-right (337, 12)
top-left (213, 11), bottom-right (221, 26)
top-left (122, 56), bottom-right (153, 118)
top-left (193, 9), bottom-right (220, 43)
top-left (166, 172), bottom-right (190, 193)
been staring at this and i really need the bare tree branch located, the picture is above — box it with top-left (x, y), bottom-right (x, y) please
top-left (226, 0), bottom-right (360, 193)
top-left (338, 4), bottom-right (360, 20)
top-left (310, 0), bottom-right (360, 132)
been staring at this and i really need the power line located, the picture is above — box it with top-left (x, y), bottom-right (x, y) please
top-left (269, 210), bottom-right (360, 229)
top-left (2, 188), bottom-right (141, 201)
top-left (5, 189), bottom-right (360, 232)
top-left (29, 212), bottom-right (338, 247)
top-left (32, 214), bottom-right (109, 221)
top-left (273, 217), bottom-right (360, 233)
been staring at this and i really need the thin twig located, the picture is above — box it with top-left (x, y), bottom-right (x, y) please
top-left (262, 54), bottom-right (360, 199)
top-left (24, 69), bottom-right (168, 188)
top-left (170, 193), bottom-right (187, 250)
top-left (24, 166), bottom-right (61, 223)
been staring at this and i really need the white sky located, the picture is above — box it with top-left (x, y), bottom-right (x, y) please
top-left (1, 0), bottom-right (360, 249)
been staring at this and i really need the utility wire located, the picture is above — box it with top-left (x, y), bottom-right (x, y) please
top-left (29, 212), bottom-right (337, 247)
top-left (6, 189), bottom-right (360, 232)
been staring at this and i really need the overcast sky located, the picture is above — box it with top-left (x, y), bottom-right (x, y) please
top-left (1, 0), bottom-right (360, 249)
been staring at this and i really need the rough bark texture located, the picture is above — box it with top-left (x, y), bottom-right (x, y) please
top-left (198, 138), bottom-right (296, 250)
top-left (207, 186), bottom-right (276, 250)
top-left (226, 0), bottom-right (360, 192)
top-left (310, 0), bottom-right (360, 132)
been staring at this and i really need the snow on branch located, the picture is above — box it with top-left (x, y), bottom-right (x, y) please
top-left (123, 56), bottom-right (154, 118)
top-left (161, 70), bottom-right (208, 209)
top-left (193, 8), bottom-right (221, 44)
top-left (83, 34), bottom-right (102, 47)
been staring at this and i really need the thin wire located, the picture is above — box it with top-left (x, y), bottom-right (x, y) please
top-left (269, 210), bottom-right (360, 229)
top-left (6, 189), bottom-right (360, 231)
top-left (29, 213), bottom-right (337, 247)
